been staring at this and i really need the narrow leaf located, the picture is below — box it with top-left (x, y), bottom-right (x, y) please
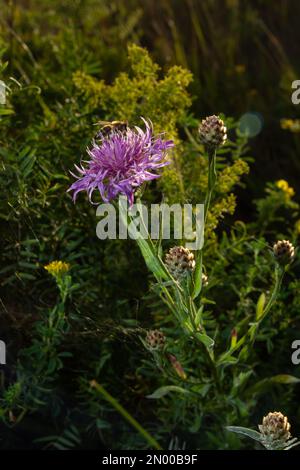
top-left (147, 385), bottom-right (191, 399)
top-left (195, 332), bottom-right (215, 350)
top-left (256, 292), bottom-right (266, 320)
top-left (226, 426), bottom-right (262, 442)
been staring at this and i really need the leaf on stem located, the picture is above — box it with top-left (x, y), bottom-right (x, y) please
top-left (226, 426), bottom-right (263, 442)
top-left (147, 385), bottom-right (191, 399)
top-left (256, 292), bottom-right (266, 320)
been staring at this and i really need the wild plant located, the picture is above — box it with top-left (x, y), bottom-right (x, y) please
top-left (68, 112), bottom-right (298, 449)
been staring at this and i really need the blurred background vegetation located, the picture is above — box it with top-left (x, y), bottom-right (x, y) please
top-left (0, 0), bottom-right (300, 450)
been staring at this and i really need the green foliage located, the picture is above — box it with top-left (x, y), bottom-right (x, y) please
top-left (73, 43), bottom-right (193, 201)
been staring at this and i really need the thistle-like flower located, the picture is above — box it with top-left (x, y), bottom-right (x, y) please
top-left (273, 240), bottom-right (295, 266)
top-left (165, 246), bottom-right (195, 279)
top-left (259, 412), bottom-right (291, 446)
top-left (68, 118), bottom-right (174, 206)
top-left (198, 115), bottom-right (227, 150)
top-left (145, 329), bottom-right (166, 351)
top-left (227, 411), bottom-right (300, 450)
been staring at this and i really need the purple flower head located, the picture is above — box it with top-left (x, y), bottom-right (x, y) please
top-left (68, 118), bottom-right (174, 206)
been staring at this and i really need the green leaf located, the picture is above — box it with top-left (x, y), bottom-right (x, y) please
top-left (195, 332), bottom-right (215, 350)
top-left (194, 306), bottom-right (203, 328)
top-left (119, 198), bottom-right (171, 281)
top-left (270, 374), bottom-right (300, 384)
top-left (247, 374), bottom-right (300, 396)
top-left (226, 426), bottom-right (262, 442)
top-left (217, 332), bottom-right (247, 365)
top-left (19, 147), bottom-right (36, 178)
top-left (256, 292), bottom-right (266, 320)
top-left (217, 355), bottom-right (238, 366)
top-left (17, 272), bottom-right (36, 280)
top-left (147, 385), bottom-right (191, 399)
top-left (192, 251), bottom-right (202, 299)
top-left (135, 236), bottom-right (169, 280)
top-left (284, 439), bottom-right (300, 450)
top-left (0, 107), bottom-right (14, 116)
top-left (18, 261), bottom-right (38, 269)
top-left (232, 371), bottom-right (253, 391)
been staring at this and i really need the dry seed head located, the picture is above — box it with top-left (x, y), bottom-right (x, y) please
top-left (273, 240), bottom-right (295, 266)
top-left (259, 411), bottom-right (291, 443)
top-left (165, 246), bottom-right (195, 279)
top-left (145, 329), bottom-right (166, 351)
top-left (198, 115), bottom-right (227, 150)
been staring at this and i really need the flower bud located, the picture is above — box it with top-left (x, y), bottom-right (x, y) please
top-left (273, 240), bottom-right (295, 266)
top-left (167, 354), bottom-right (187, 380)
top-left (259, 411), bottom-right (291, 444)
top-left (202, 273), bottom-right (208, 286)
top-left (145, 329), bottom-right (166, 351)
top-left (165, 246), bottom-right (195, 279)
top-left (230, 328), bottom-right (237, 348)
top-left (198, 115), bottom-right (227, 150)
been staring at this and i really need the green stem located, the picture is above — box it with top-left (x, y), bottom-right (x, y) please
top-left (193, 148), bottom-right (217, 299)
top-left (218, 264), bottom-right (285, 365)
top-left (259, 265), bottom-right (284, 322)
top-left (184, 298), bottom-right (222, 393)
top-left (248, 264), bottom-right (284, 346)
top-left (90, 380), bottom-right (162, 450)
top-left (204, 148), bottom-right (217, 223)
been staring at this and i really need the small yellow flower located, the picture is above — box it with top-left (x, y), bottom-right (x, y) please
top-left (44, 260), bottom-right (70, 278)
top-left (275, 179), bottom-right (295, 198)
top-left (280, 119), bottom-right (293, 130)
top-left (280, 118), bottom-right (300, 132)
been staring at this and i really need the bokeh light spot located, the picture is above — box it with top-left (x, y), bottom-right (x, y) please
top-left (238, 112), bottom-right (263, 137)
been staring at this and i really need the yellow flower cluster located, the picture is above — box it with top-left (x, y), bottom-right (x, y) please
top-left (280, 119), bottom-right (300, 133)
top-left (275, 179), bottom-right (295, 198)
top-left (218, 159), bottom-right (249, 193)
top-left (73, 45), bottom-right (193, 204)
top-left (44, 260), bottom-right (70, 277)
